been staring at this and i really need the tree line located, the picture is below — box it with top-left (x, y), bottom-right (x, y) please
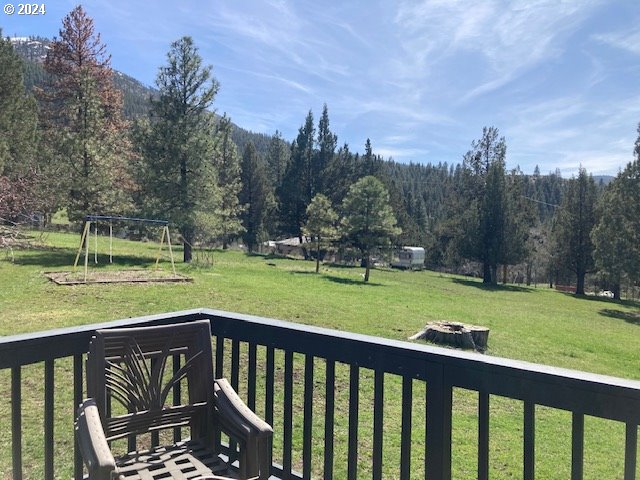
top-left (1, 6), bottom-right (639, 290)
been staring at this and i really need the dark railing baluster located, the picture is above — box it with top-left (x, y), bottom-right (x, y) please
top-left (625, 422), bottom-right (638, 480)
top-left (248, 343), bottom-right (257, 411)
top-left (571, 412), bottom-right (583, 480)
top-left (173, 354), bottom-right (182, 443)
top-left (324, 360), bottom-right (335, 480)
top-left (231, 339), bottom-right (240, 392)
top-left (44, 359), bottom-right (54, 480)
top-left (373, 370), bottom-right (384, 480)
top-left (425, 367), bottom-right (452, 480)
top-left (265, 346), bottom-right (274, 429)
top-left (347, 364), bottom-right (360, 480)
top-left (283, 351), bottom-right (294, 478)
top-left (215, 335), bottom-right (224, 379)
top-left (400, 376), bottom-right (413, 480)
top-left (12, 366), bottom-right (22, 480)
top-left (73, 354), bottom-right (84, 480)
top-left (524, 401), bottom-right (535, 480)
top-left (302, 354), bottom-right (314, 480)
top-left (478, 391), bottom-right (490, 480)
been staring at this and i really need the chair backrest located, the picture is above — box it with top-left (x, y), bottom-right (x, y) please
top-left (86, 320), bottom-right (215, 444)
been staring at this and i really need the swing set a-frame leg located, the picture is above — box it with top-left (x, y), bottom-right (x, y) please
top-left (73, 221), bottom-right (90, 272)
top-left (155, 226), bottom-right (177, 276)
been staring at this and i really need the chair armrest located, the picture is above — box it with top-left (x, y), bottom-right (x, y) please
top-left (214, 378), bottom-right (273, 479)
top-left (75, 399), bottom-right (118, 480)
top-left (214, 378), bottom-right (273, 439)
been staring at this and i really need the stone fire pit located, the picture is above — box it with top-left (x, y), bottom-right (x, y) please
top-left (410, 322), bottom-right (489, 352)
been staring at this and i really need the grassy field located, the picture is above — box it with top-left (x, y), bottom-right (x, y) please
top-left (1, 230), bottom-right (639, 479)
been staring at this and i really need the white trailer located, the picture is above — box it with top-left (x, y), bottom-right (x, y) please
top-left (391, 246), bottom-right (425, 270)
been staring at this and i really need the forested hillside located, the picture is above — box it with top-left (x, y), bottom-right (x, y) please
top-left (2, 8), bottom-right (639, 295)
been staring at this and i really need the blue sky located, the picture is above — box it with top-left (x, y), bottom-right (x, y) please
top-left (3, 1), bottom-right (640, 176)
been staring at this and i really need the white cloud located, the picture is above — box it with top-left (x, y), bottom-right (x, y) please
top-left (394, 0), bottom-right (603, 102)
top-left (594, 27), bottom-right (640, 56)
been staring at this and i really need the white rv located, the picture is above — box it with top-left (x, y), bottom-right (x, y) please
top-left (391, 246), bottom-right (425, 270)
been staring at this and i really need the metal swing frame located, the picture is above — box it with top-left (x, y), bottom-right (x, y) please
top-left (73, 215), bottom-right (176, 282)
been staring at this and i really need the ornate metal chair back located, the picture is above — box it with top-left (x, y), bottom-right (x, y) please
top-left (86, 320), bottom-right (215, 447)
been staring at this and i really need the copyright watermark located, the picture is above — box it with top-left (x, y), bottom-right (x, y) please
top-left (4, 3), bottom-right (46, 15)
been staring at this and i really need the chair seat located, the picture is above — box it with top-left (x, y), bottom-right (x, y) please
top-left (115, 440), bottom-right (238, 480)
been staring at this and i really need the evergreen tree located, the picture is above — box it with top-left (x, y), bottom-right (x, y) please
top-left (323, 142), bottom-right (358, 206)
top-left (214, 115), bottom-right (244, 249)
top-left (458, 127), bottom-right (508, 284)
top-left (501, 167), bottom-right (535, 282)
top-left (302, 194), bottom-right (337, 273)
top-left (0, 31), bottom-right (42, 220)
top-left (552, 167), bottom-right (597, 295)
top-left (266, 129), bottom-right (290, 187)
top-left (278, 110), bottom-right (315, 238)
top-left (39, 6), bottom-right (131, 223)
top-left (240, 142), bottom-right (273, 252)
top-left (140, 36), bottom-right (220, 262)
top-left (592, 157), bottom-right (640, 299)
top-left (341, 176), bottom-right (401, 282)
top-left (360, 138), bottom-right (383, 178)
top-left (315, 104), bottom-right (337, 196)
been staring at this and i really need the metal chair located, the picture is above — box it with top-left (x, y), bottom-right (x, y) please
top-left (75, 320), bottom-right (272, 480)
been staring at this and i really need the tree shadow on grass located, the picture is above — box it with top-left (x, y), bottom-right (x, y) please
top-left (14, 250), bottom-right (160, 269)
top-left (324, 275), bottom-right (382, 287)
top-left (13, 249), bottom-right (76, 268)
top-left (600, 308), bottom-right (640, 326)
top-left (450, 278), bottom-right (532, 293)
top-left (288, 270), bottom-right (382, 286)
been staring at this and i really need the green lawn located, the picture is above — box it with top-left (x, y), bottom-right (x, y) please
top-left (1, 231), bottom-right (639, 479)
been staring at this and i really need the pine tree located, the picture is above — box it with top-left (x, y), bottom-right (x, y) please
top-left (39, 6), bottom-right (131, 223)
top-left (592, 157), bottom-right (640, 299)
top-left (266, 130), bottom-right (290, 187)
top-left (214, 115), bottom-right (244, 249)
top-left (0, 31), bottom-right (42, 221)
top-left (302, 194), bottom-right (337, 273)
top-left (552, 167), bottom-right (597, 295)
top-left (360, 138), bottom-right (383, 178)
top-left (278, 110), bottom-right (315, 238)
top-left (240, 142), bottom-right (273, 252)
top-left (315, 104), bottom-right (337, 196)
top-left (341, 176), bottom-right (401, 282)
top-left (457, 127), bottom-right (509, 284)
top-left (140, 36), bottom-right (220, 262)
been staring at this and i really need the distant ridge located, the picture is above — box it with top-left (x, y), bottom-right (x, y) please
top-left (9, 35), bottom-right (277, 157)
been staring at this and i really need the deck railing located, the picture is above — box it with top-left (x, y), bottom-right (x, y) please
top-left (2, 308), bottom-right (640, 479)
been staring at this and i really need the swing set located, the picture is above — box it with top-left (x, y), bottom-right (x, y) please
top-left (72, 215), bottom-right (177, 283)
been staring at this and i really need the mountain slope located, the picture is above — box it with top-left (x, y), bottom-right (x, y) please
top-left (10, 35), bottom-right (275, 155)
